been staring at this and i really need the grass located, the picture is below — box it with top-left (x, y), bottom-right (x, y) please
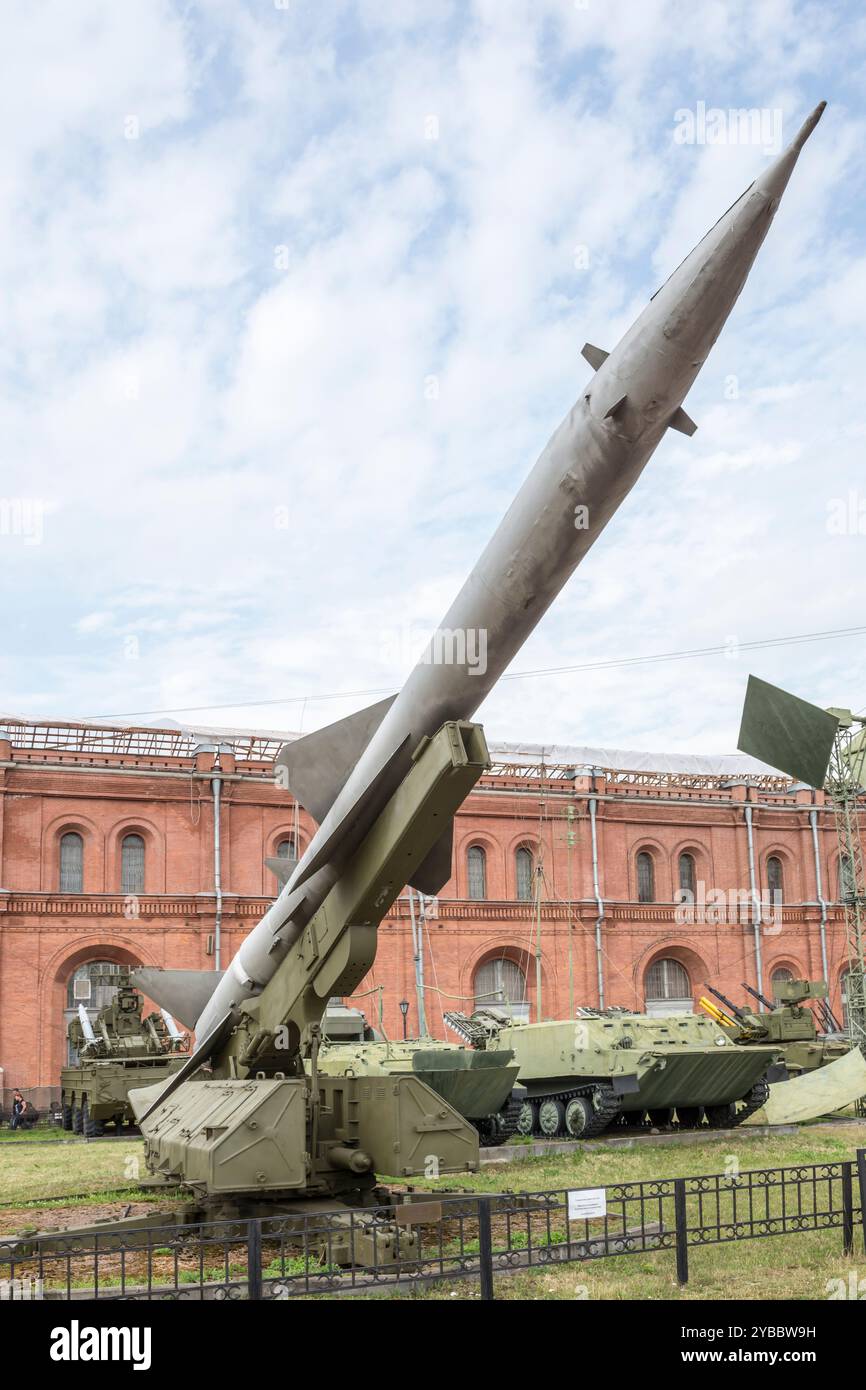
top-left (395, 1225), bottom-right (861, 1300)
top-left (388, 1122), bottom-right (866, 1195)
top-left (0, 1128), bottom-right (71, 1144)
top-left (0, 1135), bottom-right (148, 1212)
top-left (1, 1123), bottom-right (863, 1298)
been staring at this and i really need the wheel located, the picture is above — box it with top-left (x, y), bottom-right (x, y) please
top-left (82, 1101), bottom-right (103, 1138)
top-left (537, 1098), bottom-right (565, 1137)
top-left (515, 1100), bottom-right (536, 1137)
top-left (61, 1102), bottom-right (73, 1132)
top-left (563, 1095), bottom-right (593, 1138)
top-left (647, 1108), bottom-right (674, 1129)
top-left (474, 1115), bottom-right (503, 1147)
top-left (705, 1102), bottom-right (737, 1129)
top-left (676, 1106), bottom-right (702, 1129)
top-left (72, 1104), bottom-right (83, 1135)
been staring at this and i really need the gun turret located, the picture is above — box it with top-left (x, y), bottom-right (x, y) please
top-left (705, 983), bottom-right (749, 1022)
top-left (741, 982), bottom-right (775, 1011)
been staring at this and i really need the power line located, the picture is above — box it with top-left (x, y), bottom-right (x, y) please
top-left (89, 624), bottom-right (866, 723)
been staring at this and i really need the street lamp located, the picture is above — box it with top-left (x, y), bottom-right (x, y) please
top-left (399, 999), bottom-right (410, 1040)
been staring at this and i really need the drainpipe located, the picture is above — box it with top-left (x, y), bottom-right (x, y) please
top-left (211, 767), bottom-right (223, 973)
top-left (744, 803), bottom-right (764, 1010)
top-left (809, 806), bottom-right (830, 982)
top-left (589, 794), bottom-right (605, 1010)
top-left (407, 888), bottom-right (427, 1037)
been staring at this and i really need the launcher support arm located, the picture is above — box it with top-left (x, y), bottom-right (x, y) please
top-left (218, 721), bottom-right (490, 1079)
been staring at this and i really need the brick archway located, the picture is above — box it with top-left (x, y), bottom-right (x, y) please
top-left (40, 938), bottom-right (156, 1088)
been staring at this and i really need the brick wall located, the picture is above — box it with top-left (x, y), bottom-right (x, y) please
top-left (0, 728), bottom-right (853, 1086)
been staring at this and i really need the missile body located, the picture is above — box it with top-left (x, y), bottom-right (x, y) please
top-left (192, 104), bottom-right (825, 1046)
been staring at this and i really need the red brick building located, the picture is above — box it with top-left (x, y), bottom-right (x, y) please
top-left (0, 716), bottom-right (854, 1092)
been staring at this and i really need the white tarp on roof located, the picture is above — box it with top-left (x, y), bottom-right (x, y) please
top-left (488, 741), bottom-right (780, 777)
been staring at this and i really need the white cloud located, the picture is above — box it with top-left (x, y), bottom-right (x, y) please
top-left (1, 0), bottom-right (865, 759)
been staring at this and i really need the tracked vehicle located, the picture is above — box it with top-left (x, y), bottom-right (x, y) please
top-left (445, 1007), bottom-right (782, 1139)
top-left (313, 1039), bottom-right (523, 1145)
top-left (60, 976), bottom-right (188, 1136)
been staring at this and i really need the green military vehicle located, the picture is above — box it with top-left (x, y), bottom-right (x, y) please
top-left (61, 976), bottom-right (189, 1137)
top-left (700, 979), bottom-right (850, 1078)
top-left (313, 1038), bottom-right (523, 1145)
top-left (445, 1006), bottom-right (783, 1139)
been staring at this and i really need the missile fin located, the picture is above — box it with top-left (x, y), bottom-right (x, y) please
top-left (275, 694), bottom-right (397, 823)
top-left (130, 967), bottom-right (224, 1031)
top-left (581, 343), bottom-right (610, 371)
top-left (409, 818), bottom-right (454, 895)
top-left (265, 854), bottom-right (297, 886)
top-left (129, 1011), bottom-right (236, 1122)
top-left (604, 394), bottom-right (628, 420)
top-left (669, 405), bottom-right (698, 436)
top-left (292, 732), bottom-right (412, 887)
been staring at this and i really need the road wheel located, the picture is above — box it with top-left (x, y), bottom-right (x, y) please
top-left (515, 1100), bottom-right (536, 1137)
top-left (676, 1106), bottom-right (702, 1129)
top-left (61, 1102), bottom-right (73, 1131)
top-left (72, 1103), bottom-right (83, 1135)
top-left (564, 1095), bottom-right (593, 1138)
top-left (537, 1098), bottom-right (565, 1137)
top-left (705, 1102), bottom-right (737, 1129)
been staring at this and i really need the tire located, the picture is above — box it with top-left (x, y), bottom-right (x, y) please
top-left (515, 1100), bottom-right (536, 1137)
top-left (474, 1115), bottom-right (503, 1147)
top-left (82, 1100), bottom-right (102, 1138)
top-left (537, 1098), bottom-right (565, 1137)
top-left (72, 1104), bottom-right (83, 1135)
top-left (61, 1102), bottom-right (73, 1132)
top-left (564, 1095), bottom-right (593, 1138)
top-left (676, 1106), bottom-right (702, 1129)
top-left (705, 1102), bottom-right (737, 1129)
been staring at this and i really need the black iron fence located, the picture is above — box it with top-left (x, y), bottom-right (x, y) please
top-left (2, 1150), bottom-right (864, 1301)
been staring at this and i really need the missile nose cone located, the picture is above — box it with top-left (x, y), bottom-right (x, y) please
top-left (792, 101), bottom-right (827, 152)
top-left (752, 102), bottom-right (826, 205)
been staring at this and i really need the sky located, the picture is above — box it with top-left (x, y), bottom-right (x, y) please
top-left (1, 0), bottom-right (865, 756)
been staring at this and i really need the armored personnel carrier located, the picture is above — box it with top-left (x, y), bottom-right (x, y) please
top-left (445, 1007), bottom-right (782, 1139)
top-left (700, 979), bottom-right (850, 1077)
top-left (60, 975), bottom-right (188, 1136)
top-left (313, 1039), bottom-right (523, 1145)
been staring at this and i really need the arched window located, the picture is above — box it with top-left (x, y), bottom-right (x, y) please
top-left (678, 853), bottom-right (696, 899)
top-left (771, 966), bottom-right (794, 997)
top-left (841, 968), bottom-right (851, 1030)
top-left (59, 832), bottom-right (83, 893)
top-left (467, 845), bottom-right (487, 900)
top-left (270, 836), bottom-right (297, 888)
top-left (121, 834), bottom-right (145, 895)
top-left (637, 851), bottom-right (655, 903)
top-left (766, 856), bottom-right (783, 902)
top-left (474, 957), bottom-right (528, 1019)
top-left (515, 846), bottom-right (534, 902)
top-left (644, 957), bottom-right (692, 1014)
top-left (839, 855), bottom-right (854, 902)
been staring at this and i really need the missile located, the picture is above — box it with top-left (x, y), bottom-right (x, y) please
top-left (139, 103), bottom-right (826, 1056)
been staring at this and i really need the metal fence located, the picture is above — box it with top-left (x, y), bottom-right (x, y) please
top-left (2, 1150), bottom-right (864, 1301)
